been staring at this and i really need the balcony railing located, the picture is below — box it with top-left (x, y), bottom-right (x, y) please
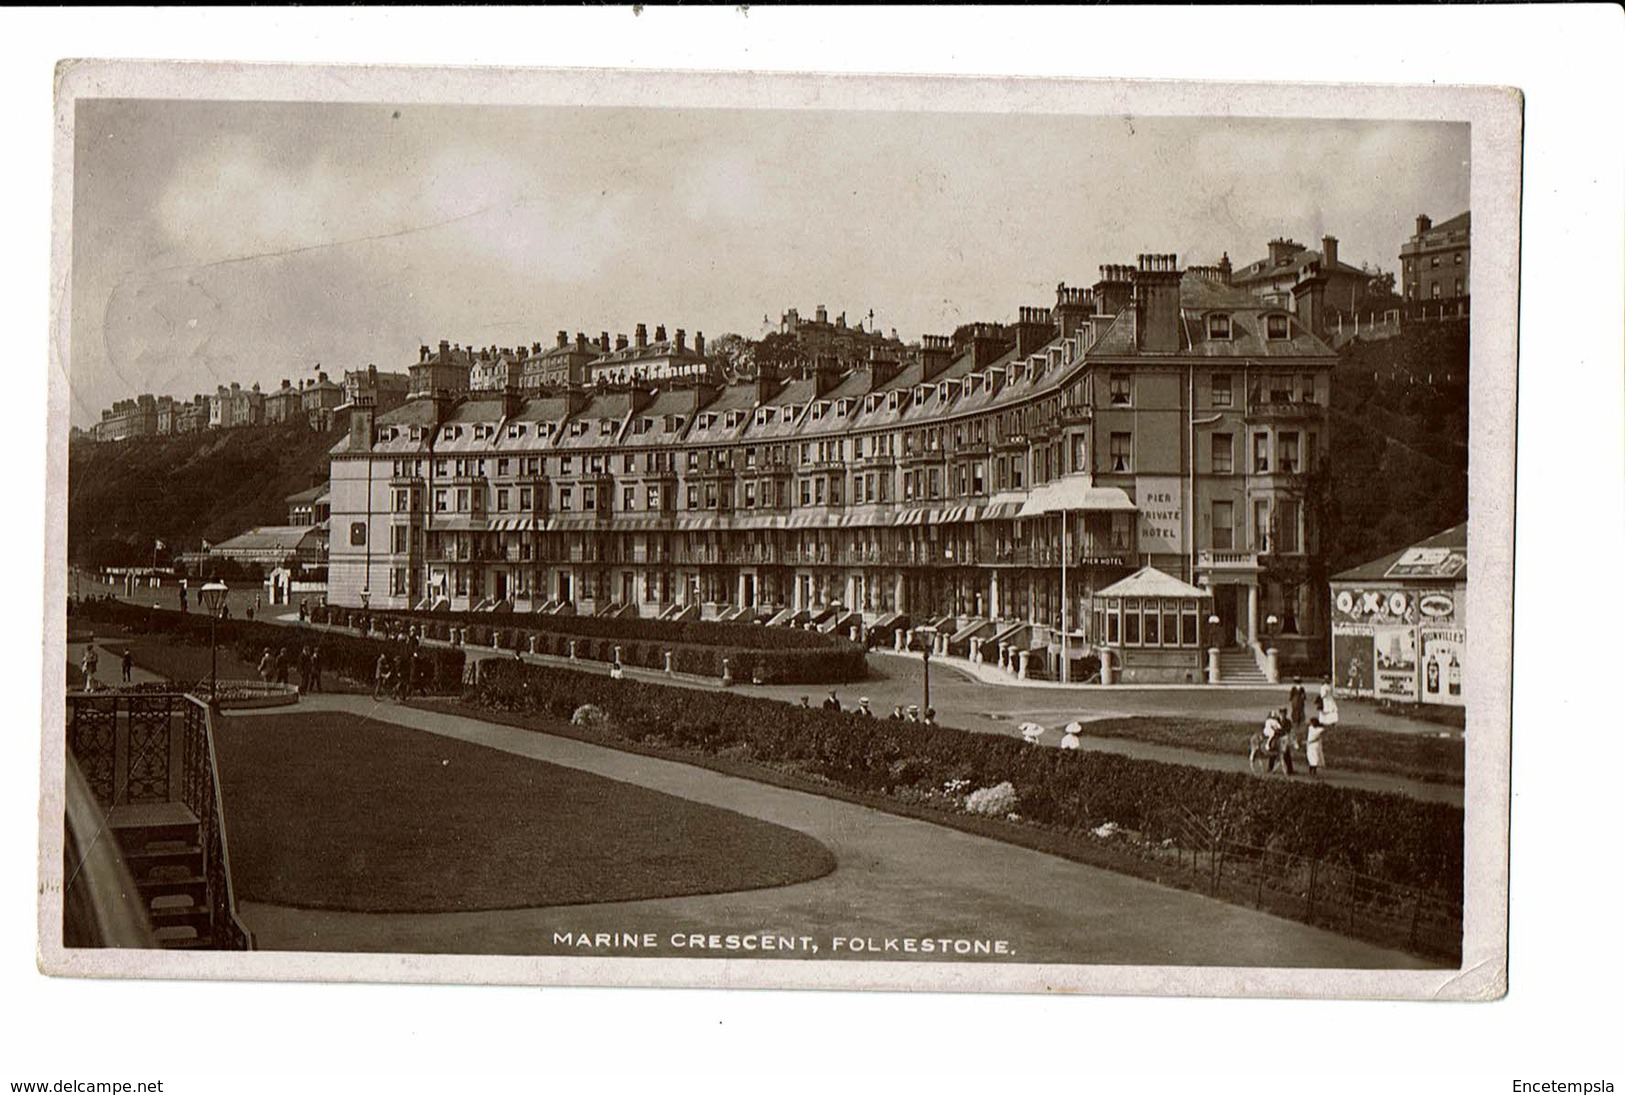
top-left (1197, 549), bottom-right (1261, 570)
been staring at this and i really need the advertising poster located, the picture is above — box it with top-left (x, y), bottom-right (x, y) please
top-left (1374, 624), bottom-right (1419, 701)
top-left (1331, 626), bottom-right (1375, 696)
top-left (1421, 628), bottom-right (1466, 706)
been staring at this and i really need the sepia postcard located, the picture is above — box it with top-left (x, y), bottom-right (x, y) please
top-left (40, 59), bottom-right (1519, 999)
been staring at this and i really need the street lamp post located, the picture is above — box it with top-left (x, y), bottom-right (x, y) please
top-left (1206, 613), bottom-right (1222, 685)
top-left (200, 581), bottom-right (228, 700)
top-left (914, 624), bottom-right (938, 716)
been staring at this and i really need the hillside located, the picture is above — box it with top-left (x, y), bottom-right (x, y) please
top-left (1324, 323), bottom-right (1470, 574)
top-left (68, 422), bottom-right (342, 568)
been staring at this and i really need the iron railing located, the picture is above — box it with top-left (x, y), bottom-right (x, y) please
top-left (1148, 804), bottom-right (1460, 961)
top-left (65, 691), bottom-right (254, 950)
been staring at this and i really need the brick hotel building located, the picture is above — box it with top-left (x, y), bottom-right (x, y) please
top-left (328, 253), bottom-right (1337, 681)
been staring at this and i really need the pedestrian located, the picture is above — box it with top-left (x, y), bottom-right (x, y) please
top-left (822, 689), bottom-right (842, 712)
top-left (274, 647), bottom-right (290, 686)
top-left (1287, 676), bottom-right (1307, 731)
top-left (907, 704), bottom-right (920, 723)
top-left (298, 598), bottom-right (308, 623)
top-left (1060, 720), bottom-right (1083, 750)
top-left (373, 653), bottom-right (391, 700)
top-left (393, 653), bottom-right (409, 700)
top-left (245, 604), bottom-right (255, 621)
top-left (1279, 721), bottom-right (1298, 775)
top-left (296, 646), bottom-right (311, 694)
top-left (120, 648), bottom-right (132, 684)
top-left (405, 650), bottom-right (419, 698)
top-left (254, 594), bottom-right (261, 616)
top-left (178, 588), bottom-right (188, 613)
top-left (923, 707), bottom-right (937, 727)
top-left (610, 660), bottom-right (625, 681)
top-left (258, 647), bottom-right (274, 685)
top-left (309, 646), bottom-right (323, 693)
top-left (80, 643), bottom-right (99, 691)
top-left (890, 705), bottom-right (905, 721)
top-left (1267, 708), bottom-right (1297, 776)
top-left (799, 696), bottom-right (811, 709)
top-left (859, 697), bottom-right (874, 718)
top-left (1316, 683), bottom-right (1341, 728)
top-left (1261, 708), bottom-right (1284, 772)
top-left (1305, 716), bottom-right (1326, 776)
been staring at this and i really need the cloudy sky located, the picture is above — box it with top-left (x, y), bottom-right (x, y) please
top-left (69, 100), bottom-right (1468, 426)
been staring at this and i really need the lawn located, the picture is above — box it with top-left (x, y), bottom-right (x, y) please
top-left (1075, 716), bottom-right (1464, 785)
top-left (210, 711), bottom-right (836, 913)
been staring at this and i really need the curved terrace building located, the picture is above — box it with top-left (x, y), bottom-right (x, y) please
top-left (329, 253), bottom-right (1337, 682)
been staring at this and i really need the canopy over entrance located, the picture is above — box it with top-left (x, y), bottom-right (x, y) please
top-left (1016, 476), bottom-right (1137, 518)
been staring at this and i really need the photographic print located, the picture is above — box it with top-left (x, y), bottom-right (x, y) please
top-left (42, 61), bottom-right (1518, 997)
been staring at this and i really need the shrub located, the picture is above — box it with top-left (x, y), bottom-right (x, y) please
top-left (310, 604), bottom-right (867, 684)
top-left (461, 657), bottom-right (1465, 900)
top-left (965, 782), bottom-right (1019, 817)
top-left (72, 599), bottom-right (466, 695)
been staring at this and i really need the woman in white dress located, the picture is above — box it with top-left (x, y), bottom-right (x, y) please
top-left (1305, 716), bottom-right (1326, 775)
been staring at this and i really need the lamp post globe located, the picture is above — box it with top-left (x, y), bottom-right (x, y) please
top-left (200, 581), bottom-right (229, 700)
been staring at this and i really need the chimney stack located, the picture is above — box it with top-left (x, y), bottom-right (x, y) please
top-left (1415, 214), bottom-right (1433, 237)
top-left (1015, 305), bottom-right (1055, 357)
top-left (674, 329), bottom-right (686, 351)
top-left (815, 304), bottom-right (828, 325)
top-left (439, 340), bottom-right (451, 359)
top-left (557, 330), bottom-right (569, 348)
top-left (635, 324), bottom-right (648, 350)
top-left (1292, 260), bottom-right (1327, 337)
top-left (576, 333), bottom-right (588, 353)
top-left (1131, 253), bottom-right (1184, 354)
top-left (654, 324), bottom-right (667, 343)
top-left (920, 334), bottom-right (953, 382)
top-left (694, 331), bottom-right (706, 358)
top-left (1218, 252), bottom-right (1233, 284)
top-left (1093, 265), bottom-right (1134, 316)
top-left (616, 334), bottom-right (629, 352)
top-left (419, 345), bottom-right (430, 362)
top-left (1322, 235), bottom-right (1339, 269)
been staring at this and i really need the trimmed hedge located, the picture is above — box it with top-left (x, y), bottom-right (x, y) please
top-left (465, 658), bottom-right (1464, 901)
top-left (70, 599), bottom-right (466, 695)
top-left (314, 605), bottom-right (867, 685)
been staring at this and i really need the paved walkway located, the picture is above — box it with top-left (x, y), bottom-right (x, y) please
top-left (226, 694), bottom-right (1437, 968)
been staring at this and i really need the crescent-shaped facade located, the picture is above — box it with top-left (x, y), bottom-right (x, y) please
top-left (329, 253), bottom-right (1337, 682)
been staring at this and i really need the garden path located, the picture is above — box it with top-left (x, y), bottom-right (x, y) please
top-left (230, 693), bottom-right (1440, 969)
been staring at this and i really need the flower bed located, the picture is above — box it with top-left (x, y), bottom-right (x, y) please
top-left (70, 599), bottom-right (466, 695)
top-left (463, 657), bottom-right (1464, 903)
top-left (313, 605), bottom-right (867, 685)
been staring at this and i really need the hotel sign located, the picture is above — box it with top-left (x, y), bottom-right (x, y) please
top-left (1135, 477), bottom-right (1184, 555)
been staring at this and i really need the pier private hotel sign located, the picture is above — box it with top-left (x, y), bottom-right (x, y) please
top-left (1135, 477), bottom-right (1184, 556)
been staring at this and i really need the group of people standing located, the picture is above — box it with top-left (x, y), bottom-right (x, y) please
top-left (259, 645), bottom-right (325, 694)
top-left (1259, 677), bottom-right (1340, 777)
top-left (372, 632), bottom-right (422, 701)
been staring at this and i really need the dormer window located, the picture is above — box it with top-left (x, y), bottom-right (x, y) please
top-left (866, 394), bottom-right (881, 413)
top-left (1266, 314), bottom-right (1290, 340)
top-left (837, 398), bottom-right (853, 417)
top-left (809, 403), bottom-right (823, 421)
top-left (600, 419), bottom-right (614, 435)
top-left (968, 375), bottom-right (983, 395)
top-left (1207, 313), bottom-right (1232, 340)
top-left (887, 391), bottom-right (901, 411)
top-left (937, 384), bottom-right (948, 402)
top-left (755, 407), bottom-right (774, 426)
